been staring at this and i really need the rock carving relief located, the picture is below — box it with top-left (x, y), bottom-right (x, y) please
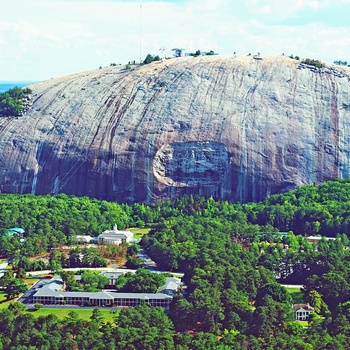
top-left (153, 141), bottom-right (229, 187)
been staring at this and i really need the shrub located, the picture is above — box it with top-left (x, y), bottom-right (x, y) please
top-left (143, 54), bottom-right (161, 65)
top-left (0, 87), bottom-right (32, 117)
top-left (301, 58), bottom-right (324, 68)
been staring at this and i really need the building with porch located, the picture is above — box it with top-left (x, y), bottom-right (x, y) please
top-left (31, 275), bottom-right (178, 309)
top-left (292, 303), bottom-right (315, 320)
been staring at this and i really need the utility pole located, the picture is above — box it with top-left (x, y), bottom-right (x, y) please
top-left (139, 4), bottom-right (142, 64)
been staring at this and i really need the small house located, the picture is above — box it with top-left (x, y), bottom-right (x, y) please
top-left (172, 48), bottom-right (185, 57)
top-left (292, 303), bottom-right (314, 320)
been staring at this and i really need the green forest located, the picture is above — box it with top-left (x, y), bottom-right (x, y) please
top-left (1, 179), bottom-right (350, 348)
top-left (0, 87), bottom-right (32, 117)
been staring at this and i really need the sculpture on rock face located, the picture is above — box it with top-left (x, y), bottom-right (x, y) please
top-left (0, 54), bottom-right (349, 203)
top-left (153, 141), bottom-right (229, 187)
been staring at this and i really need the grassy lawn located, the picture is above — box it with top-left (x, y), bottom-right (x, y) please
top-left (0, 291), bottom-right (18, 309)
top-left (26, 307), bottom-right (119, 322)
top-left (286, 287), bottom-right (304, 304)
top-left (23, 278), bottom-right (39, 287)
top-left (129, 227), bottom-right (151, 239)
top-left (0, 291), bottom-right (7, 303)
top-left (0, 290), bottom-right (119, 322)
top-left (296, 320), bottom-right (309, 327)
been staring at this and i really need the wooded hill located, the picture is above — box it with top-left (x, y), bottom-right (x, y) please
top-left (1, 179), bottom-right (350, 348)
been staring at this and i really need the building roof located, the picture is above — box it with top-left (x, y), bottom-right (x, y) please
top-left (307, 236), bottom-right (336, 241)
top-left (292, 303), bottom-right (314, 312)
top-left (99, 224), bottom-right (133, 241)
top-left (6, 227), bottom-right (25, 236)
top-left (158, 277), bottom-right (182, 295)
top-left (101, 272), bottom-right (124, 279)
top-left (75, 235), bottom-right (93, 242)
top-left (32, 275), bottom-right (173, 301)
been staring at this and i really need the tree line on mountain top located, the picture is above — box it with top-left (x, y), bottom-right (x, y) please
top-left (1, 179), bottom-right (350, 347)
top-left (0, 86), bottom-right (32, 117)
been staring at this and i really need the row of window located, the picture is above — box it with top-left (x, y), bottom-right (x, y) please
top-left (33, 296), bottom-right (171, 307)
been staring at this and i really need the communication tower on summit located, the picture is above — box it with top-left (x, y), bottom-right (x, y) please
top-left (139, 4), bottom-right (142, 64)
top-left (159, 47), bottom-right (166, 62)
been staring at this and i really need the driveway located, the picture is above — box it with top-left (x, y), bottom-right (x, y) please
top-left (0, 260), bottom-right (8, 279)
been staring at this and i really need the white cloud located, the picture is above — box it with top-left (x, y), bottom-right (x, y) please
top-left (1, 0), bottom-right (350, 80)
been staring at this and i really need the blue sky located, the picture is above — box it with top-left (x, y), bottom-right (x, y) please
top-left (1, 0), bottom-right (350, 81)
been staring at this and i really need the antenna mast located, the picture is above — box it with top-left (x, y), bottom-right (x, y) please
top-left (159, 46), bottom-right (165, 62)
top-left (139, 4), bottom-right (142, 64)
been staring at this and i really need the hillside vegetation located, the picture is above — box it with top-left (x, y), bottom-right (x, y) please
top-left (0, 86), bottom-right (32, 117)
top-left (1, 180), bottom-right (350, 348)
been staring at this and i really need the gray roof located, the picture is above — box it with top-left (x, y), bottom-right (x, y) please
top-left (33, 276), bottom-right (172, 300)
top-left (99, 230), bottom-right (133, 239)
top-left (34, 289), bottom-right (172, 300)
top-left (101, 272), bottom-right (123, 279)
top-left (158, 277), bottom-right (182, 295)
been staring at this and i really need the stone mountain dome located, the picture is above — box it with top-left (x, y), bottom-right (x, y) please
top-left (1, 54), bottom-right (350, 203)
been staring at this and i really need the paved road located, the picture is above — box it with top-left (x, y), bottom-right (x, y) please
top-left (280, 284), bottom-right (304, 289)
top-left (0, 261), bottom-right (8, 278)
top-left (26, 250), bottom-right (183, 277)
top-left (26, 267), bottom-right (138, 277)
top-left (137, 249), bottom-right (158, 270)
top-left (137, 249), bottom-right (184, 276)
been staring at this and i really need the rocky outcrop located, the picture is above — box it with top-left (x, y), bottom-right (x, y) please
top-left (0, 54), bottom-right (350, 203)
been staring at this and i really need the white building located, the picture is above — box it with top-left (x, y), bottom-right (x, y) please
top-left (98, 224), bottom-right (133, 245)
top-left (292, 303), bottom-right (315, 320)
top-left (75, 235), bottom-right (93, 244)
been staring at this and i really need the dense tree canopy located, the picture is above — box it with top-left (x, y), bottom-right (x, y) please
top-left (0, 87), bottom-right (32, 117)
top-left (1, 179), bottom-right (350, 348)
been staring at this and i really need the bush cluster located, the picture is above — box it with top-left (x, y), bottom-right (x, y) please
top-left (0, 87), bottom-right (32, 117)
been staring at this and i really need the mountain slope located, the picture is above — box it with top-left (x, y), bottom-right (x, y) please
top-left (0, 54), bottom-right (349, 203)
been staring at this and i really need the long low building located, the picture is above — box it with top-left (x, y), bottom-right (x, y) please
top-left (31, 276), bottom-right (177, 308)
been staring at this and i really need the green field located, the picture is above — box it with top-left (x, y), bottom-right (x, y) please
top-left (23, 278), bottom-right (39, 287)
top-left (286, 287), bottom-right (304, 304)
top-left (0, 291), bottom-right (7, 304)
top-left (0, 290), bottom-right (119, 322)
top-left (0, 292), bottom-right (19, 309)
top-left (26, 307), bottom-right (119, 322)
top-left (129, 227), bottom-right (150, 239)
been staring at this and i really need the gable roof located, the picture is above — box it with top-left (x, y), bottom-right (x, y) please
top-left (99, 225), bottom-right (133, 241)
top-left (32, 275), bottom-right (174, 301)
top-left (158, 277), bottom-right (182, 295)
top-left (292, 303), bottom-right (314, 312)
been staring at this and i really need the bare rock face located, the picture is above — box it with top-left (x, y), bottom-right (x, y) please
top-left (1, 54), bottom-right (350, 203)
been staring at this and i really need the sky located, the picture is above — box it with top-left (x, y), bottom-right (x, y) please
top-left (1, 0), bottom-right (350, 81)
